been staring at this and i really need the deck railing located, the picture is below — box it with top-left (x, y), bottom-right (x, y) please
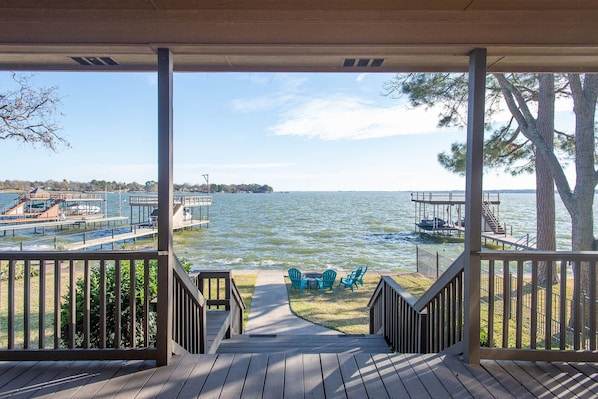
top-left (369, 250), bottom-right (597, 362)
top-left (0, 250), bottom-right (244, 361)
top-left (0, 250), bottom-right (159, 360)
top-left (369, 253), bottom-right (465, 354)
top-left (129, 195), bottom-right (212, 207)
top-left (479, 251), bottom-right (596, 361)
top-left (172, 257), bottom-right (207, 354)
top-left (192, 270), bottom-right (245, 337)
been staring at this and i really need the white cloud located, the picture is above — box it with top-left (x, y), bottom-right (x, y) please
top-left (231, 93), bottom-right (297, 113)
top-left (230, 74), bottom-right (308, 113)
top-left (269, 96), bottom-right (445, 141)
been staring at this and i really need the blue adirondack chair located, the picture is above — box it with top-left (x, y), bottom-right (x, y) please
top-left (338, 266), bottom-right (362, 291)
top-left (355, 264), bottom-right (368, 286)
top-left (288, 268), bottom-right (302, 290)
top-left (320, 269), bottom-right (337, 292)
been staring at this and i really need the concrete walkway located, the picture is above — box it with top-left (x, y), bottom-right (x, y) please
top-left (244, 270), bottom-right (337, 335)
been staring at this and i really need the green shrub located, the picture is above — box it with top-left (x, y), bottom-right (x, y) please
top-left (60, 259), bottom-right (158, 348)
top-left (480, 328), bottom-right (492, 347)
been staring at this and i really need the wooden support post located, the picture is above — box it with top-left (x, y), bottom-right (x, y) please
top-left (463, 48), bottom-right (486, 364)
top-left (156, 48), bottom-right (174, 366)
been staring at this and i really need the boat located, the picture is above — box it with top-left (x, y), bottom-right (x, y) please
top-left (65, 204), bottom-right (101, 215)
top-left (417, 217), bottom-right (446, 230)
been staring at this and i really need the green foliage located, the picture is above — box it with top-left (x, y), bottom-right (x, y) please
top-left (1, 179), bottom-right (275, 193)
top-left (385, 72), bottom-right (577, 177)
top-left (480, 328), bottom-right (492, 347)
top-left (0, 262), bottom-right (39, 281)
top-left (60, 260), bottom-right (158, 348)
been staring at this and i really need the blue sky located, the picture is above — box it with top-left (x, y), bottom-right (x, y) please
top-left (0, 71), bottom-right (571, 191)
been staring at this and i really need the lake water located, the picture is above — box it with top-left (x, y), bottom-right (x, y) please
top-left (1, 191), bottom-right (596, 273)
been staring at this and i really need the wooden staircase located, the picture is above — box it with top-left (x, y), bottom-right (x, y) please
top-left (217, 334), bottom-right (391, 354)
top-left (481, 201), bottom-right (505, 234)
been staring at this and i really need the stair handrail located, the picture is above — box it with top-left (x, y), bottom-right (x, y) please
top-left (193, 270), bottom-right (246, 336)
top-left (481, 201), bottom-right (505, 234)
top-left (172, 255), bottom-right (207, 354)
top-left (368, 252), bottom-right (465, 354)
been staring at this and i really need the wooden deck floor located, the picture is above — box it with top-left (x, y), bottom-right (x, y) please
top-left (217, 334), bottom-right (392, 354)
top-left (1, 353), bottom-right (596, 398)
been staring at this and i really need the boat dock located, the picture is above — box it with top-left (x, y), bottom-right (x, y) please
top-left (0, 216), bottom-right (129, 235)
top-left (0, 191), bottom-right (213, 251)
top-left (65, 219), bottom-right (209, 250)
top-left (411, 192), bottom-right (535, 250)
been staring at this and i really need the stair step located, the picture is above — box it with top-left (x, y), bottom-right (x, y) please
top-left (217, 334), bottom-right (392, 354)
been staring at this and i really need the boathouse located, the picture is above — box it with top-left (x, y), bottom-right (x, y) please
top-left (0, 1), bottom-right (596, 396)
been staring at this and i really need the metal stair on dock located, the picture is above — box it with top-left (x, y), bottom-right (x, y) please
top-left (216, 333), bottom-right (392, 354)
top-left (481, 201), bottom-right (505, 234)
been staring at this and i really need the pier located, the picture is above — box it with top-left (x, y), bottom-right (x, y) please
top-left (0, 192), bottom-right (212, 251)
top-left (411, 192), bottom-right (535, 250)
top-left (64, 219), bottom-right (210, 250)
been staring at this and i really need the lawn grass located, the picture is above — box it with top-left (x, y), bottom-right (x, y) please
top-left (0, 262), bottom-right (71, 349)
top-left (231, 273), bottom-right (257, 329)
top-left (286, 273), bottom-right (436, 334)
top-left (285, 274), bottom-right (378, 334)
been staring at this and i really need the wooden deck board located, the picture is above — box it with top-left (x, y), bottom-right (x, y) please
top-left (353, 353), bottom-right (389, 399)
top-left (320, 353), bottom-right (347, 399)
top-left (130, 353), bottom-right (184, 399)
top-left (405, 352), bottom-right (450, 397)
top-left (40, 360), bottom-right (103, 399)
top-left (240, 353), bottom-right (269, 399)
top-left (90, 360), bottom-right (154, 398)
top-left (217, 334), bottom-right (391, 354)
top-left (151, 352), bottom-right (203, 399)
top-left (6, 361), bottom-right (64, 399)
top-left (387, 353), bottom-right (431, 398)
top-left (262, 353), bottom-right (285, 399)
top-left (498, 360), bottom-right (548, 398)
top-left (303, 353), bottom-right (325, 399)
top-left (337, 353), bottom-right (368, 399)
top-left (441, 355), bottom-right (508, 398)
top-left (423, 353), bottom-right (473, 398)
top-left (514, 359), bottom-right (574, 398)
top-left (370, 354), bottom-right (410, 398)
top-left (535, 361), bottom-right (588, 399)
top-left (55, 360), bottom-right (127, 399)
top-left (219, 353), bottom-right (252, 399)
top-left (0, 361), bottom-right (39, 391)
top-left (0, 354), bottom-right (597, 398)
top-left (198, 353), bottom-right (233, 399)
top-left (175, 354), bottom-right (217, 399)
top-left (284, 353), bottom-right (304, 398)
top-left (551, 362), bottom-right (598, 397)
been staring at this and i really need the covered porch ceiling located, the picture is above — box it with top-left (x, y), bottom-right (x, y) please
top-left (1, 1), bottom-right (598, 73)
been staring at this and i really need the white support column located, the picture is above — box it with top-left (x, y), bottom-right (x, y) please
top-left (156, 48), bottom-right (174, 366)
top-left (463, 48), bottom-right (486, 364)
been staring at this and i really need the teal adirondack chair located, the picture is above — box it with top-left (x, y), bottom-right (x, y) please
top-left (288, 268), bottom-right (302, 291)
top-left (320, 269), bottom-right (337, 292)
top-left (338, 267), bottom-right (362, 291)
top-left (355, 264), bottom-right (368, 286)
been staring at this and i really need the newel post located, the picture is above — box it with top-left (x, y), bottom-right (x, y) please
top-left (156, 48), bottom-right (174, 366)
top-left (463, 48), bottom-right (486, 364)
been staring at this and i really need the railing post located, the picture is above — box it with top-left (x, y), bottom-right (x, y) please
top-left (463, 48), bottom-right (486, 364)
top-left (156, 47), bottom-right (174, 366)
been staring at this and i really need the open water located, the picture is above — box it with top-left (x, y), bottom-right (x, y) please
top-left (1, 191), bottom-right (597, 273)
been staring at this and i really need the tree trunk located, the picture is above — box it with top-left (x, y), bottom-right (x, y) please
top-left (535, 74), bottom-right (558, 285)
top-left (562, 74), bottom-right (598, 332)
